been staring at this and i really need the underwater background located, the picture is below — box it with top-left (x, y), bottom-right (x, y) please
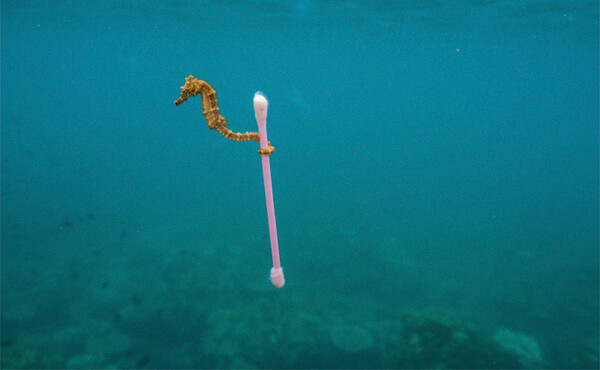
top-left (1, 0), bottom-right (598, 368)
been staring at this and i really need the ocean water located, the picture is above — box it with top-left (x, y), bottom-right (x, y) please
top-left (1, 0), bottom-right (598, 368)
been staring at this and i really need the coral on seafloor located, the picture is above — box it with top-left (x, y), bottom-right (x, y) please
top-left (380, 311), bottom-right (524, 369)
top-left (493, 328), bottom-right (543, 368)
top-left (202, 303), bottom-right (325, 368)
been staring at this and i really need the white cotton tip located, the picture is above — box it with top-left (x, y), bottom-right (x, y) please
top-left (270, 267), bottom-right (285, 288)
top-left (253, 92), bottom-right (268, 123)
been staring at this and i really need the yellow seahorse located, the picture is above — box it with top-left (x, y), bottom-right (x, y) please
top-left (174, 75), bottom-right (274, 155)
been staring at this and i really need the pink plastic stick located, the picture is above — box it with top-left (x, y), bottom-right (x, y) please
top-left (254, 92), bottom-right (285, 288)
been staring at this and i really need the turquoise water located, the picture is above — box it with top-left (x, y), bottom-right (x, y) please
top-left (1, 1), bottom-right (598, 368)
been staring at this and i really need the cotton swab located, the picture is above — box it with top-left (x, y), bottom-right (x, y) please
top-left (253, 92), bottom-right (284, 288)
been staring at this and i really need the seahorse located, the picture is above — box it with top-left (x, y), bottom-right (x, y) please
top-left (174, 76), bottom-right (274, 155)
